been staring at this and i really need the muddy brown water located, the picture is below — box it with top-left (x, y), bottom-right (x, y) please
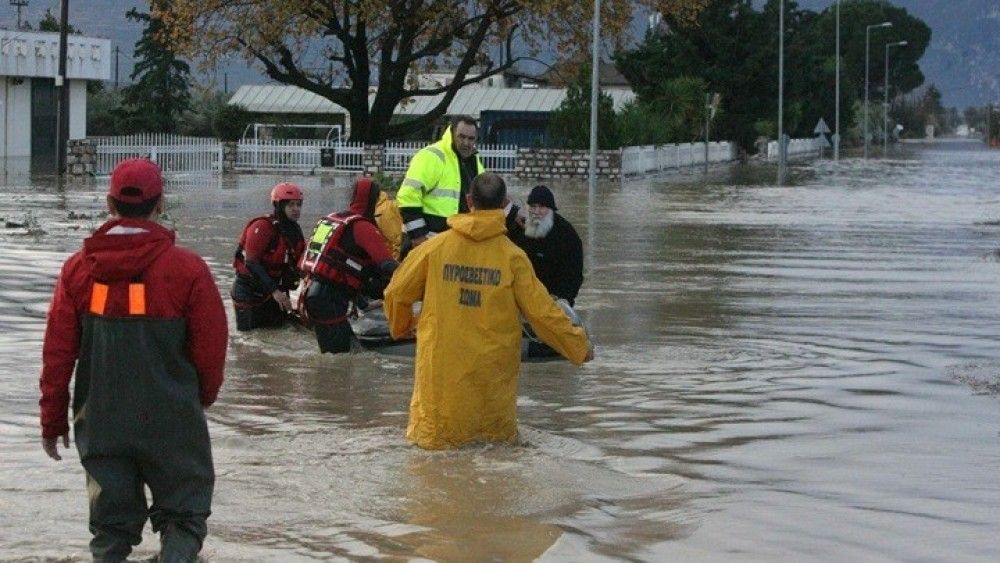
top-left (1, 141), bottom-right (998, 561)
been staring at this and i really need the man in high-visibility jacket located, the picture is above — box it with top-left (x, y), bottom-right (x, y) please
top-left (397, 115), bottom-right (485, 249)
top-left (384, 173), bottom-right (595, 450)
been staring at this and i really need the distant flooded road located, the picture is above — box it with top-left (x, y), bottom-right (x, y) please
top-left (1, 140), bottom-right (998, 561)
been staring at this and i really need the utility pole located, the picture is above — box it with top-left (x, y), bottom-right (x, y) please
top-left (113, 45), bottom-right (120, 89)
top-left (883, 40), bottom-right (908, 156)
top-left (834, 0), bottom-right (840, 161)
top-left (777, 0), bottom-right (785, 185)
top-left (704, 93), bottom-right (711, 175)
top-left (864, 22), bottom-right (892, 159)
top-left (588, 0), bottom-right (600, 202)
top-left (10, 0), bottom-right (28, 30)
top-left (55, 0), bottom-right (69, 178)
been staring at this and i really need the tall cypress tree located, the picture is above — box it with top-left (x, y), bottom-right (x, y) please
top-left (117, 5), bottom-right (191, 133)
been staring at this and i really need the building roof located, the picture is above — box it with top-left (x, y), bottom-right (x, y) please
top-left (228, 84), bottom-right (636, 116)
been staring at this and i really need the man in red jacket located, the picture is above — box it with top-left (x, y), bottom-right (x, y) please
top-left (39, 158), bottom-right (228, 562)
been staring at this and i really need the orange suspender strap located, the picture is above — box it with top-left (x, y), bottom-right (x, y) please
top-left (128, 283), bottom-right (146, 315)
top-left (88, 282), bottom-right (146, 315)
top-left (89, 283), bottom-right (109, 315)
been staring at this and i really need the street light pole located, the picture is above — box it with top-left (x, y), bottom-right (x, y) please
top-left (588, 0), bottom-right (601, 203)
top-left (834, 0), bottom-right (840, 161)
top-left (883, 40), bottom-right (907, 156)
top-left (864, 21), bottom-right (892, 159)
top-left (777, 0), bottom-right (785, 185)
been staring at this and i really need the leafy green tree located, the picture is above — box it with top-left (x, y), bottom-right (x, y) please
top-left (546, 69), bottom-right (619, 149)
top-left (616, 0), bottom-right (931, 153)
top-left (116, 5), bottom-right (192, 133)
top-left (38, 9), bottom-right (77, 33)
top-left (616, 0), bottom-right (781, 152)
top-left (87, 88), bottom-right (125, 136)
top-left (618, 76), bottom-right (709, 146)
top-left (158, 1), bottom-right (708, 143)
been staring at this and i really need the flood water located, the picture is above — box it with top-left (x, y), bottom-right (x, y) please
top-left (1, 140), bottom-right (998, 561)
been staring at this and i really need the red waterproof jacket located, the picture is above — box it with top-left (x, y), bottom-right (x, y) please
top-left (233, 215), bottom-right (305, 291)
top-left (39, 218), bottom-right (228, 439)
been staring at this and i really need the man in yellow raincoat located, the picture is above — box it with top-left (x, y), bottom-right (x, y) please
top-left (384, 173), bottom-right (594, 450)
top-left (374, 190), bottom-right (404, 260)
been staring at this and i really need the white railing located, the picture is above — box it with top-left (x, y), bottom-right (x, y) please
top-left (479, 144), bottom-right (518, 173)
top-left (383, 141), bottom-right (425, 172)
top-left (235, 139), bottom-right (365, 172)
top-left (383, 141), bottom-right (518, 173)
top-left (621, 141), bottom-right (737, 176)
top-left (764, 137), bottom-right (825, 161)
top-left (93, 134), bottom-right (223, 175)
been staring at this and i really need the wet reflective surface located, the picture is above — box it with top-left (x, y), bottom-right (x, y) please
top-left (2, 141), bottom-right (998, 561)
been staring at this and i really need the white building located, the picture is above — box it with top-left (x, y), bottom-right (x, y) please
top-left (0, 29), bottom-right (110, 174)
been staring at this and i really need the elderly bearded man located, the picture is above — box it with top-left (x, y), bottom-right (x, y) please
top-left (511, 185), bottom-right (584, 306)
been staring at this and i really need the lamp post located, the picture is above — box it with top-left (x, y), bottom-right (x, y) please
top-left (864, 21), bottom-right (892, 159)
top-left (777, 0), bottom-right (785, 185)
top-left (883, 40), bottom-right (907, 155)
top-left (588, 0), bottom-right (601, 203)
top-left (834, 0), bottom-right (840, 161)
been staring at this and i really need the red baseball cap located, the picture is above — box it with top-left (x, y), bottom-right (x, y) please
top-left (109, 158), bottom-right (163, 204)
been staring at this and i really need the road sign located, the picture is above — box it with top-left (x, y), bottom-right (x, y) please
top-left (814, 118), bottom-right (831, 135)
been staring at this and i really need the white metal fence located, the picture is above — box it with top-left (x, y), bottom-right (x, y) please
top-left (234, 139), bottom-right (366, 172)
top-left (93, 134), bottom-right (223, 175)
top-left (621, 141), bottom-right (737, 176)
top-left (764, 137), bottom-right (825, 161)
top-left (383, 142), bottom-right (518, 173)
top-left (383, 141), bottom-right (425, 172)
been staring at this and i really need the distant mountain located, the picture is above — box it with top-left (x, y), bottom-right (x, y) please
top-left (3, 1), bottom-right (996, 108)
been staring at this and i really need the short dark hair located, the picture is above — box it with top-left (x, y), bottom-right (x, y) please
top-left (450, 115), bottom-right (478, 131)
top-left (111, 189), bottom-right (160, 218)
top-left (470, 173), bottom-right (506, 210)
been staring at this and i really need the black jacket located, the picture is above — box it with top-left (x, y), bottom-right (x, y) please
top-left (511, 213), bottom-right (583, 305)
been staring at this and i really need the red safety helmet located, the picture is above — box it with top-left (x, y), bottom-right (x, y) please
top-left (271, 182), bottom-right (304, 203)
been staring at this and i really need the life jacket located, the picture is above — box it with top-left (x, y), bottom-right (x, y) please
top-left (299, 213), bottom-right (369, 290)
top-left (233, 215), bottom-right (301, 283)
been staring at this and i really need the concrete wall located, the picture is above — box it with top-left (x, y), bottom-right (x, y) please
top-left (0, 76), bottom-right (31, 158)
top-left (70, 80), bottom-right (87, 139)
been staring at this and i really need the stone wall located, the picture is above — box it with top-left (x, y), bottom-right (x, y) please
top-left (363, 144), bottom-right (384, 175)
top-left (66, 139), bottom-right (96, 177)
top-left (222, 142), bottom-right (239, 172)
top-left (515, 148), bottom-right (621, 181)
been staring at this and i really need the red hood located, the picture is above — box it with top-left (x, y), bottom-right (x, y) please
top-left (83, 218), bottom-right (176, 281)
top-left (348, 178), bottom-right (381, 219)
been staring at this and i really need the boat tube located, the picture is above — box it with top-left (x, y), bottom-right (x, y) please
top-left (350, 299), bottom-right (587, 362)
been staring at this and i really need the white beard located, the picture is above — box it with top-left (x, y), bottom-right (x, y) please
top-left (523, 211), bottom-right (554, 239)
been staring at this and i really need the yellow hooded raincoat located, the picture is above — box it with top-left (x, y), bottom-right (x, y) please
top-left (375, 191), bottom-right (404, 260)
top-left (384, 209), bottom-right (590, 450)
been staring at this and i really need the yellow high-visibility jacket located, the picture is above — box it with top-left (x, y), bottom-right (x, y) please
top-left (396, 127), bottom-right (485, 237)
top-left (384, 209), bottom-right (590, 450)
top-left (375, 191), bottom-right (403, 260)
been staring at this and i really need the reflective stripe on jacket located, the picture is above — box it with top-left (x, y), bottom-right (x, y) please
top-left (299, 213), bottom-right (367, 290)
top-left (40, 219), bottom-right (227, 440)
